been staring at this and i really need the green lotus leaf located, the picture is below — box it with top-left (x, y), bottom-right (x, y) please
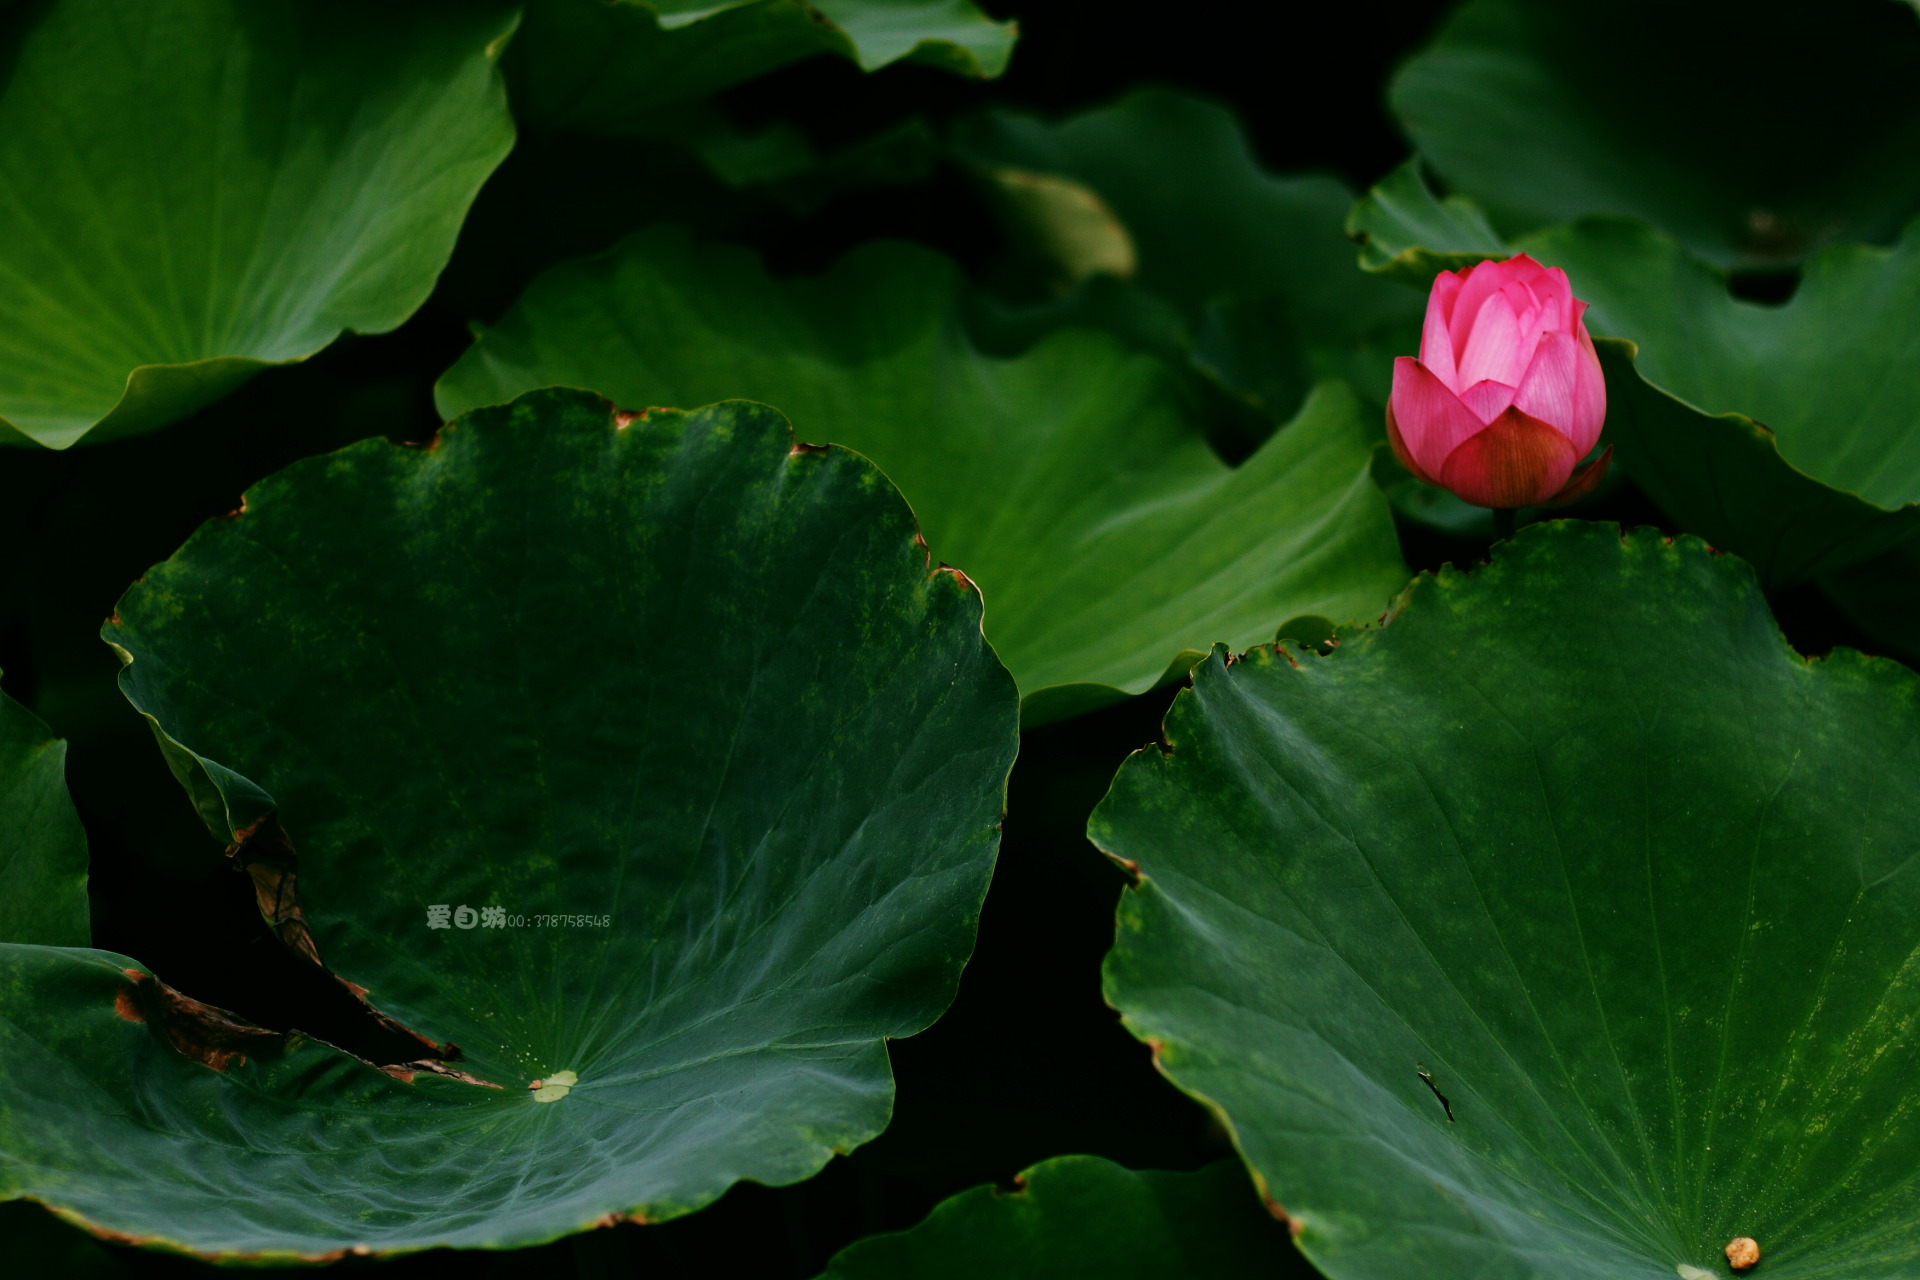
top-left (1528, 218), bottom-right (1920, 584)
top-left (435, 227), bottom-right (1407, 723)
top-left (952, 90), bottom-right (1420, 418)
top-left (0, 0), bottom-right (518, 450)
top-left (1345, 159), bottom-right (1508, 287)
top-left (510, 0), bottom-right (1014, 136)
top-left (0, 685), bottom-right (88, 948)
top-left (1095, 520), bottom-right (1920, 1280)
top-left (815, 1156), bottom-right (1304, 1278)
top-left (1391, 0), bottom-right (1920, 266)
top-left (953, 89), bottom-right (1416, 342)
top-left (0, 387), bottom-right (1018, 1258)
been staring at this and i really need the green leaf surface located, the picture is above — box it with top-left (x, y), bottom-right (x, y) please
top-left (1527, 219), bottom-right (1920, 583)
top-left (1096, 520), bottom-right (1920, 1280)
top-left (0, 388), bottom-right (1018, 1258)
top-left (0, 684), bottom-right (88, 948)
top-left (815, 1156), bottom-right (1303, 1278)
top-left (436, 228), bottom-right (1407, 722)
top-left (1391, 0), bottom-right (1920, 266)
top-left (510, 0), bottom-right (1014, 136)
top-left (0, 0), bottom-right (517, 450)
top-left (955, 90), bottom-right (1413, 340)
top-left (1345, 159), bottom-right (1508, 286)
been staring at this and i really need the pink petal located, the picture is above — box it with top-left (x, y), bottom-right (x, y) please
top-left (1573, 328), bottom-right (1607, 452)
top-left (1458, 379), bottom-right (1517, 422)
top-left (1456, 292), bottom-right (1526, 386)
top-left (1386, 398), bottom-right (1437, 486)
top-left (1501, 252), bottom-right (1547, 281)
top-left (1537, 266), bottom-right (1574, 328)
top-left (1420, 272), bottom-right (1460, 389)
top-left (1430, 267), bottom-right (1463, 324)
top-left (1389, 356), bottom-right (1488, 480)
top-left (1447, 258), bottom-right (1512, 356)
top-left (1436, 406), bottom-right (1579, 509)
top-left (1502, 277), bottom-right (1538, 315)
top-left (1514, 330), bottom-right (1607, 454)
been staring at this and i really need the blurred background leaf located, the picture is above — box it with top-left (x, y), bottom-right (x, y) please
top-left (1392, 0), bottom-right (1920, 267)
top-left (0, 0), bottom-right (517, 449)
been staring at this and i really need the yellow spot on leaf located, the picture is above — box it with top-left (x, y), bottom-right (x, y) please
top-left (530, 1069), bottom-right (578, 1103)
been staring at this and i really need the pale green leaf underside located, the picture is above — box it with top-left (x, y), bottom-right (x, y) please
top-left (0, 0), bottom-right (516, 449)
top-left (0, 389), bottom-right (1018, 1258)
top-left (815, 1156), bottom-right (1298, 1278)
top-left (436, 228), bottom-right (1407, 722)
top-left (1097, 522), bottom-right (1920, 1280)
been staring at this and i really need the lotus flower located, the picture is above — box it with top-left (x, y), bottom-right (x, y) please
top-left (1387, 254), bottom-right (1610, 509)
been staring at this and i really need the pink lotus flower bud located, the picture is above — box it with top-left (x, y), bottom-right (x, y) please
top-left (1387, 254), bottom-right (1610, 509)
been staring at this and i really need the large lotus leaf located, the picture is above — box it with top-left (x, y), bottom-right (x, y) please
top-left (0, 388), bottom-right (1018, 1258)
top-left (0, 685), bottom-right (88, 947)
top-left (510, 0), bottom-right (1014, 136)
top-left (435, 228), bottom-right (1407, 724)
top-left (815, 1156), bottom-right (1304, 1278)
top-left (1095, 520), bottom-right (1920, 1280)
top-left (953, 89), bottom-right (1415, 341)
top-left (1391, 0), bottom-right (1920, 266)
top-left (1525, 218), bottom-right (1920, 584)
top-left (0, 0), bottom-right (517, 450)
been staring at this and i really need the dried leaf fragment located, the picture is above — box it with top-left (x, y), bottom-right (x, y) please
top-left (114, 969), bottom-right (282, 1072)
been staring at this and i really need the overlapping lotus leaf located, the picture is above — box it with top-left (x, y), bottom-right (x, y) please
top-left (953, 89), bottom-right (1420, 415)
top-left (0, 388), bottom-right (1018, 1258)
top-left (437, 227), bottom-right (1407, 723)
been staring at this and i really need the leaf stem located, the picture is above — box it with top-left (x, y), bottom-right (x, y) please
top-left (1491, 507), bottom-right (1517, 543)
